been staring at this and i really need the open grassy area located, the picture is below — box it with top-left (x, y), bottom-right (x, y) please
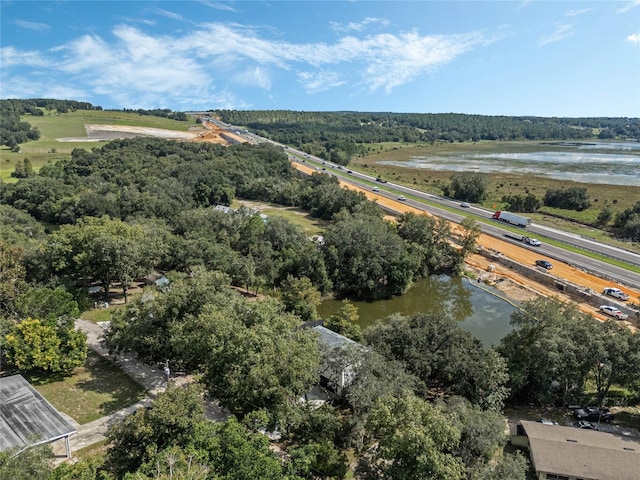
top-left (1, 110), bottom-right (196, 182)
top-left (28, 350), bottom-right (145, 425)
top-left (233, 199), bottom-right (330, 236)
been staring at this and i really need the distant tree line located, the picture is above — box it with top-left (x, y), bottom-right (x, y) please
top-left (118, 107), bottom-right (189, 121)
top-left (212, 109), bottom-right (640, 163)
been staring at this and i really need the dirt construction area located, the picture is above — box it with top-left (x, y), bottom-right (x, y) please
top-left (56, 120), bottom-right (231, 144)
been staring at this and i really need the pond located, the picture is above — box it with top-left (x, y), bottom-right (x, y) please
top-left (318, 275), bottom-right (518, 349)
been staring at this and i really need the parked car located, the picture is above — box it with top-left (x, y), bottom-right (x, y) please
top-left (603, 287), bottom-right (630, 301)
top-left (535, 259), bottom-right (553, 270)
top-left (398, 195), bottom-right (407, 201)
top-left (573, 420), bottom-right (598, 430)
top-left (460, 202), bottom-right (471, 208)
top-left (599, 305), bottom-right (629, 320)
top-left (574, 407), bottom-right (614, 423)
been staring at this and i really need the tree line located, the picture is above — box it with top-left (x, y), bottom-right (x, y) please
top-left (212, 109), bottom-right (639, 164)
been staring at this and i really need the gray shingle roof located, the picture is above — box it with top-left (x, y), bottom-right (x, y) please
top-left (520, 420), bottom-right (640, 480)
top-left (0, 375), bottom-right (76, 451)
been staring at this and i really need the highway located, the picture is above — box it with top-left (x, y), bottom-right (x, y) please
top-left (221, 122), bottom-right (640, 290)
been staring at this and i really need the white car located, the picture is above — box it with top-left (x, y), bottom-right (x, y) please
top-left (372, 186), bottom-right (380, 192)
top-left (603, 287), bottom-right (630, 301)
top-left (398, 195), bottom-right (407, 201)
top-left (460, 202), bottom-right (471, 208)
top-left (599, 305), bottom-right (628, 320)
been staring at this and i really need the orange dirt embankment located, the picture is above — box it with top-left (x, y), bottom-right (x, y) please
top-left (294, 162), bottom-right (639, 326)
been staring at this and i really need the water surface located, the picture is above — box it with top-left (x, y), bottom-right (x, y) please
top-left (318, 275), bottom-right (517, 348)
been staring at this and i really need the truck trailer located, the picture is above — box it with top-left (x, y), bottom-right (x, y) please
top-left (492, 211), bottom-right (532, 228)
top-left (504, 233), bottom-right (541, 246)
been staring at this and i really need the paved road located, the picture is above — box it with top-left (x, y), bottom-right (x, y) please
top-left (52, 320), bottom-right (229, 463)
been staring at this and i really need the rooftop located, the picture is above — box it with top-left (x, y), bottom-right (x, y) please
top-left (0, 375), bottom-right (76, 452)
top-left (519, 420), bottom-right (640, 480)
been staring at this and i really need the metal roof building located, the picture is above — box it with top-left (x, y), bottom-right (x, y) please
top-left (0, 374), bottom-right (76, 458)
top-left (513, 420), bottom-right (640, 480)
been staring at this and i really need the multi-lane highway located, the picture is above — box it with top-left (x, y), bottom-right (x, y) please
top-left (221, 123), bottom-right (640, 290)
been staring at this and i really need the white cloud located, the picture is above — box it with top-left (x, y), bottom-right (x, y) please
top-left (538, 24), bottom-right (573, 46)
top-left (1, 21), bottom-right (499, 108)
top-left (330, 17), bottom-right (390, 33)
top-left (627, 33), bottom-right (640, 43)
top-left (234, 66), bottom-right (272, 90)
top-left (565, 8), bottom-right (593, 17)
top-left (154, 8), bottom-right (184, 21)
top-left (617, 0), bottom-right (640, 13)
top-left (198, 0), bottom-right (237, 12)
top-left (14, 19), bottom-right (50, 31)
top-left (0, 46), bottom-right (49, 68)
top-left (298, 70), bottom-right (346, 93)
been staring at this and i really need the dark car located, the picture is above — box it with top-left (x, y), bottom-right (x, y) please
top-left (535, 259), bottom-right (553, 270)
top-left (573, 420), bottom-right (598, 430)
top-left (574, 407), bottom-right (614, 423)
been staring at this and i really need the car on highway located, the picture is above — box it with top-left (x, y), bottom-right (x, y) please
top-left (346, 170), bottom-right (352, 173)
top-left (398, 195), bottom-right (407, 201)
top-left (603, 287), bottom-right (630, 301)
top-left (599, 305), bottom-right (629, 320)
top-left (460, 202), bottom-right (471, 208)
top-left (372, 186), bottom-right (380, 192)
top-left (535, 259), bottom-right (553, 270)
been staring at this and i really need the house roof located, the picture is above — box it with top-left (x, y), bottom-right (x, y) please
top-left (520, 420), bottom-right (640, 480)
top-left (312, 325), bottom-right (358, 350)
top-left (0, 375), bottom-right (76, 452)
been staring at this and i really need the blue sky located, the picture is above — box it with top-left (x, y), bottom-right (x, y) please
top-left (1, 1), bottom-right (639, 116)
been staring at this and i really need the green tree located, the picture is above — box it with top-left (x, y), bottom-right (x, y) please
top-left (3, 317), bottom-right (87, 373)
top-left (0, 445), bottom-right (53, 480)
top-left (498, 298), bottom-right (599, 405)
top-left (458, 217), bottom-right (481, 259)
top-left (47, 216), bottom-right (155, 300)
top-left (447, 172), bottom-right (488, 203)
top-left (200, 300), bottom-right (320, 418)
top-left (589, 321), bottom-right (640, 407)
top-left (357, 393), bottom-right (465, 480)
top-left (324, 300), bottom-right (362, 341)
top-left (105, 383), bottom-right (206, 477)
top-left (16, 287), bottom-right (79, 323)
top-left (596, 205), bottom-right (614, 227)
top-left (0, 241), bottom-right (29, 317)
top-left (365, 313), bottom-right (509, 410)
top-left (279, 275), bottom-right (322, 322)
top-left (323, 213), bottom-right (418, 299)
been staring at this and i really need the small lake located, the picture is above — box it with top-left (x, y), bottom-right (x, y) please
top-left (318, 275), bottom-right (518, 349)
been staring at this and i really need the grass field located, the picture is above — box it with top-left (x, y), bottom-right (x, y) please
top-left (232, 199), bottom-right (329, 236)
top-left (1, 110), bottom-right (195, 181)
top-left (28, 350), bottom-right (145, 425)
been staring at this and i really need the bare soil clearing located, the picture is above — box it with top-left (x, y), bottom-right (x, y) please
top-left (56, 121), bottom-right (229, 145)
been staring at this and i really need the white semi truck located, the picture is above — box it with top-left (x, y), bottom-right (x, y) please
top-left (492, 210), bottom-right (532, 228)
